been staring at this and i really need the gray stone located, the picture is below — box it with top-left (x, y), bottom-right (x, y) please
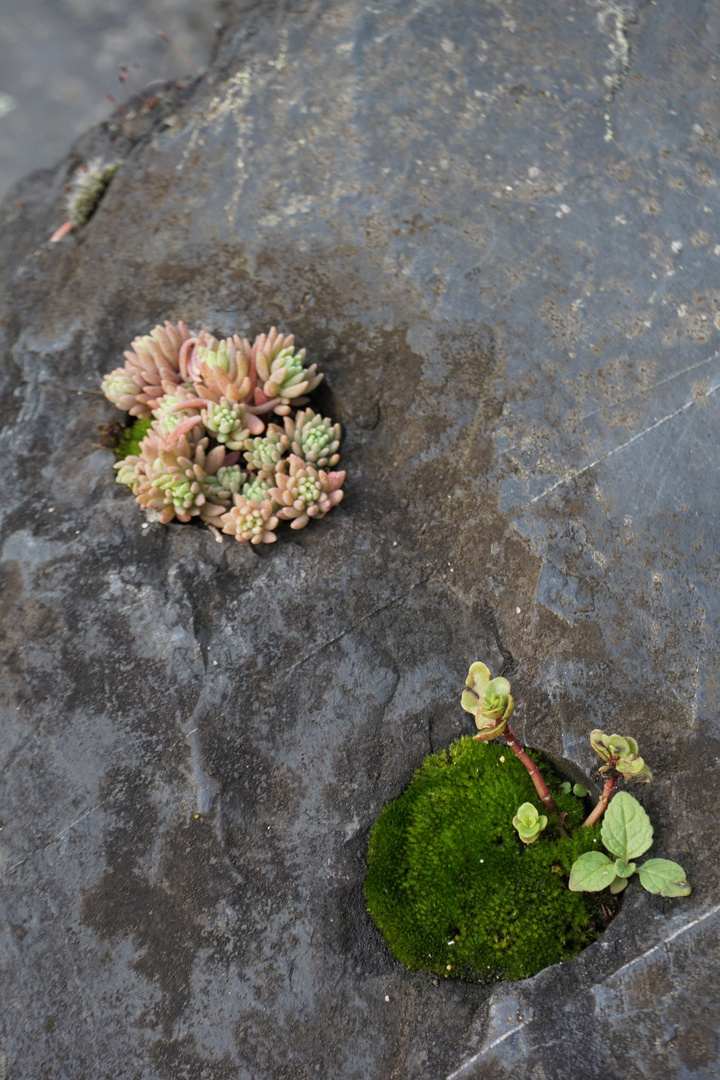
top-left (1, 1), bottom-right (719, 1078)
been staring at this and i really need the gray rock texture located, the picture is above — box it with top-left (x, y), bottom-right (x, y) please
top-left (1, 1), bottom-right (720, 1077)
top-left (0, 0), bottom-right (226, 199)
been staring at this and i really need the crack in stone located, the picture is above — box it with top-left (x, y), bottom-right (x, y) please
top-left (528, 379), bottom-right (720, 505)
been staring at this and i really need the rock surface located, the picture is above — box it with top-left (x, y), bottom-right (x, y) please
top-left (1, 1), bottom-right (719, 1077)
top-left (0, 0), bottom-right (226, 199)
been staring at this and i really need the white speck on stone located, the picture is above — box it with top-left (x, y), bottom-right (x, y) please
top-left (336, 42), bottom-right (353, 53)
top-left (528, 166), bottom-right (540, 178)
top-left (560, 203), bottom-right (570, 214)
top-left (677, 305), bottom-right (687, 318)
top-left (48, 507), bottom-right (54, 513)
top-left (213, 660), bottom-right (218, 666)
top-left (516, 606), bottom-right (521, 614)
top-left (505, 184), bottom-right (513, 191)
top-left (441, 38), bottom-right (454, 53)
top-left (141, 522), bottom-right (149, 529)
top-left (671, 240), bottom-right (683, 253)
top-left (384, 995), bottom-right (390, 1002)
top-left (714, 245), bottom-right (720, 255)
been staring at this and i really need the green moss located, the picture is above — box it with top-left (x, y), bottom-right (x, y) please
top-left (115, 417), bottom-right (152, 460)
top-left (365, 737), bottom-right (612, 982)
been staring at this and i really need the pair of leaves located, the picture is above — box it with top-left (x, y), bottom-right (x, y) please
top-left (569, 792), bottom-right (690, 898)
top-left (559, 781), bottom-right (587, 798)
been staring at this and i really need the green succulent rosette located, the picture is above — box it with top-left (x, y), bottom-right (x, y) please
top-left (242, 475), bottom-right (275, 503)
top-left (590, 731), bottom-right (652, 783)
top-left (200, 401), bottom-right (251, 450)
top-left (461, 662), bottom-right (515, 740)
top-left (512, 802), bottom-right (548, 845)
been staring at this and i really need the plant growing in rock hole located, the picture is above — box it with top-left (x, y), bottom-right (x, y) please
top-left (50, 158), bottom-right (121, 242)
top-left (364, 662), bottom-right (691, 984)
top-left (102, 321), bottom-right (345, 543)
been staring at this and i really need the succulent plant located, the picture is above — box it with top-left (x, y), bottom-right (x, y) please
top-left (212, 465), bottom-right (247, 500)
top-left (512, 802), bottom-right (548, 845)
top-left (242, 425), bottom-right (291, 478)
top-left (152, 391), bottom-right (201, 437)
top-left (242, 475), bottom-right (275, 503)
top-left (590, 732), bottom-right (652, 783)
top-left (461, 662), bottom-right (514, 740)
top-left (104, 322), bottom-right (344, 540)
top-left (67, 158), bottom-right (120, 226)
top-left (253, 328), bottom-right (323, 414)
top-left (182, 332), bottom-right (255, 406)
top-left (102, 321), bottom-right (191, 417)
top-left (114, 428), bottom-right (233, 524)
top-left (200, 400), bottom-right (255, 450)
top-left (102, 368), bottom-right (142, 413)
top-left (270, 455), bottom-right (345, 529)
top-left (220, 497), bottom-right (279, 544)
top-left (284, 408), bottom-right (341, 468)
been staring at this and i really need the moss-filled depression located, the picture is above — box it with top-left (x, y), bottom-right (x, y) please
top-left (365, 737), bottom-right (613, 982)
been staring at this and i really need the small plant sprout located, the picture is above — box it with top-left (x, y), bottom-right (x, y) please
top-left (559, 782), bottom-right (588, 797)
top-left (582, 731), bottom-right (652, 828)
top-left (461, 663), bottom-right (560, 818)
top-left (569, 792), bottom-right (690, 898)
top-left (512, 803), bottom-right (548, 845)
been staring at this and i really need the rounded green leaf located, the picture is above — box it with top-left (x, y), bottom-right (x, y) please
top-left (573, 783), bottom-right (588, 798)
top-left (466, 662), bottom-right (491, 695)
top-left (637, 859), bottom-right (691, 897)
top-left (569, 852), bottom-right (618, 892)
top-left (610, 877), bottom-right (628, 895)
top-left (461, 689), bottom-right (481, 715)
top-left (559, 781), bottom-right (572, 795)
top-left (614, 859), bottom-right (637, 879)
top-left (601, 791), bottom-right (654, 861)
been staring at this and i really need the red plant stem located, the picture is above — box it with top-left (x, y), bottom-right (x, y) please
top-left (582, 776), bottom-right (616, 828)
top-left (503, 724), bottom-right (560, 817)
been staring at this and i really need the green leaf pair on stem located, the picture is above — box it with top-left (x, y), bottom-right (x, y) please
top-left (559, 781), bottom-right (588, 798)
top-left (569, 792), bottom-right (690, 897)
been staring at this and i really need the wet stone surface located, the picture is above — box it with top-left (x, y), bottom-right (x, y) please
top-left (1, 1), bottom-right (720, 1077)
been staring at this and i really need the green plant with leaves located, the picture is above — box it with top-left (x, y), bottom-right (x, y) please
top-left (512, 802), bottom-right (548, 845)
top-left (582, 730), bottom-right (652, 828)
top-left (559, 782), bottom-right (588, 798)
top-left (461, 662), bottom-right (560, 817)
top-left (569, 791), bottom-right (690, 897)
top-left (365, 660), bottom-right (692, 985)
